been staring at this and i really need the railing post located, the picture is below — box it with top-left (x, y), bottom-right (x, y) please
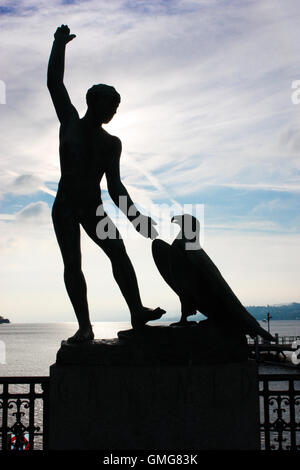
top-left (42, 379), bottom-right (49, 450)
top-left (254, 336), bottom-right (259, 363)
top-left (262, 377), bottom-right (271, 450)
top-left (28, 383), bottom-right (35, 451)
top-left (288, 377), bottom-right (296, 450)
top-left (1, 383), bottom-right (8, 450)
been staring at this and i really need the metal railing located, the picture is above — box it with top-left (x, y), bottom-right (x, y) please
top-left (247, 335), bottom-right (300, 345)
top-left (259, 374), bottom-right (300, 450)
top-left (275, 336), bottom-right (300, 345)
top-left (0, 374), bottom-right (299, 451)
top-left (0, 377), bottom-right (49, 451)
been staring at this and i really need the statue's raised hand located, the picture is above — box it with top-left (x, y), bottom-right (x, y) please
top-left (54, 24), bottom-right (76, 44)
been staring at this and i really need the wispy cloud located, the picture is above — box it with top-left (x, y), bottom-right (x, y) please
top-left (1, 0), bottom-right (300, 206)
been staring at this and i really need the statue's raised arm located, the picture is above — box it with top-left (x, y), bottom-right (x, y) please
top-left (47, 24), bottom-right (78, 124)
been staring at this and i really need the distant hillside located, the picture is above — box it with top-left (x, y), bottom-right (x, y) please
top-left (246, 303), bottom-right (300, 320)
top-left (165, 303), bottom-right (300, 323)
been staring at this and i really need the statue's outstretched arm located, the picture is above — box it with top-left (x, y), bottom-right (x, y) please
top-left (47, 24), bottom-right (78, 124)
top-left (106, 138), bottom-right (158, 239)
top-left (106, 137), bottom-right (138, 219)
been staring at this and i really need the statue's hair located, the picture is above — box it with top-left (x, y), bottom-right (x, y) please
top-left (86, 84), bottom-right (121, 107)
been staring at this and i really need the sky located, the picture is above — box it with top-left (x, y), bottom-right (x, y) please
top-left (0, 0), bottom-right (300, 323)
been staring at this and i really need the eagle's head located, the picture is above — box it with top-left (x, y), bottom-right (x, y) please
top-left (171, 214), bottom-right (201, 251)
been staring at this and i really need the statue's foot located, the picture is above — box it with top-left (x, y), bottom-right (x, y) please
top-left (131, 307), bottom-right (166, 329)
top-left (170, 320), bottom-right (197, 327)
top-left (67, 325), bottom-right (94, 344)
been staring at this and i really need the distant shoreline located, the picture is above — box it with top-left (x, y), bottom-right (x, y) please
top-left (246, 302), bottom-right (300, 321)
top-left (2, 317), bottom-right (300, 324)
top-left (1, 304), bottom-right (300, 324)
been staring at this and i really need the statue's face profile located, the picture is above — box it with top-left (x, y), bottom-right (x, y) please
top-left (93, 95), bottom-right (119, 124)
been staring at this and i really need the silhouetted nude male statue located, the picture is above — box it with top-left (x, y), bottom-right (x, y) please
top-left (47, 25), bottom-right (165, 343)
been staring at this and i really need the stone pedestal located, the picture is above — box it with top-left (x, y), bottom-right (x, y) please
top-left (49, 330), bottom-right (260, 450)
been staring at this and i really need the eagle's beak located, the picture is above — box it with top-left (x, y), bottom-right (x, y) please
top-left (171, 215), bottom-right (181, 224)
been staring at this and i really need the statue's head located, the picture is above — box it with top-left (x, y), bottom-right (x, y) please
top-left (171, 214), bottom-right (201, 250)
top-left (86, 84), bottom-right (121, 124)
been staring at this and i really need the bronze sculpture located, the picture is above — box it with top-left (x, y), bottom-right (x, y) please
top-left (47, 25), bottom-right (165, 343)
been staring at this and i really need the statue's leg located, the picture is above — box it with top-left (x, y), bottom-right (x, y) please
top-left (81, 210), bottom-right (165, 328)
top-left (52, 198), bottom-right (93, 342)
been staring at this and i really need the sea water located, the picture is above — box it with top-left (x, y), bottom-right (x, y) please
top-left (0, 320), bottom-right (299, 376)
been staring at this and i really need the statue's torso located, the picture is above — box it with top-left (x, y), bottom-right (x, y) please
top-left (57, 115), bottom-right (114, 207)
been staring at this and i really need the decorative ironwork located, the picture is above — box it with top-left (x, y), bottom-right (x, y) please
top-left (0, 377), bottom-right (49, 451)
top-left (259, 374), bottom-right (300, 450)
top-left (0, 374), bottom-right (299, 451)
